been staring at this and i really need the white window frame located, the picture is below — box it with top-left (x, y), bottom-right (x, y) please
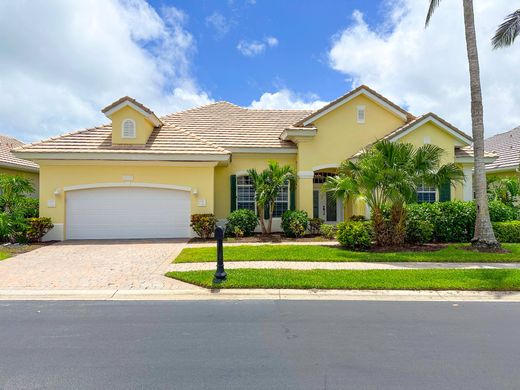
top-left (417, 184), bottom-right (436, 203)
top-left (121, 119), bottom-right (136, 139)
top-left (236, 175), bottom-right (256, 212)
top-left (235, 175), bottom-right (290, 218)
top-left (356, 105), bottom-right (366, 124)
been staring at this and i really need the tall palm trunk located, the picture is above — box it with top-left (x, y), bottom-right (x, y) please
top-left (462, 0), bottom-right (499, 248)
top-left (257, 204), bottom-right (267, 234)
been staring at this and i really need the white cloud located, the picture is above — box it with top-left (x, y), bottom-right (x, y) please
top-left (0, 0), bottom-right (212, 142)
top-left (205, 11), bottom-right (231, 38)
top-left (237, 36), bottom-right (279, 57)
top-left (328, 1), bottom-right (520, 136)
top-left (250, 89), bottom-right (327, 110)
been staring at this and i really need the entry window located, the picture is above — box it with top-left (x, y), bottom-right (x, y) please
top-left (237, 175), bottom-right (256, 211)
top-left (417, 184), bottom-right (436, 203)
top-left (122, 119), bottom-right (136, 138)
top-left (273, 181), bottom-right (289, 218)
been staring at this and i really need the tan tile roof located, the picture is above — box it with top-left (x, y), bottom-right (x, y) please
top-left (455, 146), bottom-right (497, 159)
top-left (15, 124), bottom-right (229, 156)
top-left (162, 102), bottom-right (312, 149)
top-left (101, 96), bottom-right (154, 115)
top-left (294, 85), bottom-right (414, 127)
top-left (485, 126), bottom-right (520, 170)
top-left (0, 135), bottom-right (38, 171)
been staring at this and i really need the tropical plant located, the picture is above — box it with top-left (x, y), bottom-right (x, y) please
top-left (492, 9), bottom-right (520, 49)
top-left (225, 209), bottom-right (258, 237)
top-left (281, 210), bottom-right (308, 238)
top-left (308, 218), bottom-right (324, 235)
top-left (487, 176), bottom-right (520, 206)
top-left (26, 217), bottom-right (54, 243)
top-left (323, 140), bottom-right (464, 246)
top-left (336, 221), bottom-right (373, 250)
top-left (190, 214), bottom-right (217, 239)
top-left (247, 161), bottom-right (296, 234)
top-left (425, 0), bottom-right (499, 249)
top-left (0, 174), bottom-right (34, 214)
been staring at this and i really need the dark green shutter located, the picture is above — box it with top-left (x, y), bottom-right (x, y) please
top-left (289, 181), bottom-right (296, 211)
top-left (439, 181), bottom-right (451, 202)
top-left (230, 175), bottom-right (237, 212)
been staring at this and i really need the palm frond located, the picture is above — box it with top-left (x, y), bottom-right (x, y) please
top-left (425, 0), bottom-right (442, 27)
top-left (492, 9), bottom-right (520, 49)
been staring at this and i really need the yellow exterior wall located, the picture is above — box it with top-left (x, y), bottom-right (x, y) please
top-left (214, 153), bottom-right (296, 219)
top-left (398, 122), bottom-right (463, 201)
top-left (0, 167), bottom-right (39, 196)
top-left (487, 170), bottom-right (519, 180)
top-left (37, 161), bottom-right (215, 239)
top-left (109, 105), bottom-right (155, 145)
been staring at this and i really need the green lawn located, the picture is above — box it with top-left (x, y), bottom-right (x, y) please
top-left (167, 268), bottom-right (520, 290)
top-left (0, 249), bottom-right (11, 261)
top-left (175, 244), bottom-right (520, 263)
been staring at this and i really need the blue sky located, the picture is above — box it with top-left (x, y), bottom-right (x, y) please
top-left (0, 0), bottom-right (518, 141)
top-left (148, 0), bottom-right (383, 105)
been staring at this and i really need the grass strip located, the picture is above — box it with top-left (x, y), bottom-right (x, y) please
top-left (175, 244), bottom-right (520, 263)
top-left (167, 268), bottom-right (520, 290)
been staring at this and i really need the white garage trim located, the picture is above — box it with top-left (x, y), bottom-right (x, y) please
top-left (63, 182), bottom-right (191, 192)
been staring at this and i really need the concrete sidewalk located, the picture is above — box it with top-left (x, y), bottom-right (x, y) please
top-left (1, 288), bottom-right (520, 302)
top-left (169, 261), bottom-right (520, 271)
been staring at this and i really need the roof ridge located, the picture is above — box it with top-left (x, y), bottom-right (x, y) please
top-left (161, 101), bottom-right (240, 119)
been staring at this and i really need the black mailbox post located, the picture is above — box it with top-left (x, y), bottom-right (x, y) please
top-left (213, 226), bottom-right (227, 283)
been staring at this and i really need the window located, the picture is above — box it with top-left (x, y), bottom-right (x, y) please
top-left (122, 119), bottom-right (136, 138)
top-left (417, 184), bottom-right (436, 203)
top-left (236, 175), bottom-right (255, 211)
top-left (236, 175), bottom-right (290, 217)
top-left (357, 105), bottom-right (366, 123)
top-left (273, 181), bottom-right (289, 218)
top-left (313, 172), bottom-right (336, 184)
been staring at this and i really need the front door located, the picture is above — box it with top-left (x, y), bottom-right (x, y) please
top-left (313, 188), bottom-right (341, 222)
top-left (325, 192), bottom-right (337, 222)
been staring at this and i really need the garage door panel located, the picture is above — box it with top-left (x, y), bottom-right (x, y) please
top-left (66, 187), bottom-right (190, 239)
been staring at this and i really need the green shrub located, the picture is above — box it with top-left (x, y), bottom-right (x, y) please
top-left (281, 210), bottom-right (308, 238)
top-left (190, 214), bottom-right (217, 239)
top-left (488, 200), bottom-right (518, 222)
top-left (320, 224), bottom-right (338, 240)
top-left (349, 215), bottom-right (366, 222)
top-left (406, 219), bottom-right (434, 244)
top-left (492, 221), bottom-right (520, 243)
top-left (406, 201), bottom-right (476, 242)
top-left (0, 212), bottom-right (28, 243)
top-left (308, 218), bottom-right (324, 235)
top-left (25, 217), bottom-right (53, 242)
top-left (225, 209), bottom-right (258, 237)
top-left (337, 221), bottom-right (373, 250)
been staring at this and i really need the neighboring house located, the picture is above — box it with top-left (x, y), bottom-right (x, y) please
top-left (14, 85), bottom-right (496, 241)
top-left (485, 125), bottom-right (520, 178)
top-left (0, 135), bottom-right (39, 195)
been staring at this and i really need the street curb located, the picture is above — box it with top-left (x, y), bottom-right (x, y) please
top-left (1, 289), bottom-right (520, 302)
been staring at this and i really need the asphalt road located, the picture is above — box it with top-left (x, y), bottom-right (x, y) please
top-left (0, 300), bottom-right (519, 390)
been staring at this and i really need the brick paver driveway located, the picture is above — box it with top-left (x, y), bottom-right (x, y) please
top-left (0, 239), bottom-right (198, 290)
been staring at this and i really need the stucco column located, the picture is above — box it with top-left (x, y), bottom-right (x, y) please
top-left (297, 171), bottom-right (314, 216)
top-left (463, 167), bottom-right (473, 201)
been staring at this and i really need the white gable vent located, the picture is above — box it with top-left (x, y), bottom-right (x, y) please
top-left (122, 119), bottom-right (136, 138)
top-left (357, 105), bottom-right (366, 123)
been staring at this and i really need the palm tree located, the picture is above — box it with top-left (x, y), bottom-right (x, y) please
top-left (324, 140), bottom-right (464, 246)
top-left (492, 9), bottom-right (520, 49)
top-left (426, 0), bottom-right (499, 249)
top-left (487, 176), bottom-right (520, 206)
top-left (248, 161), bottom-right (296, 234)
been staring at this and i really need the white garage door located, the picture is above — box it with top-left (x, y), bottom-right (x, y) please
top-left (66, 187), bottom-right (190, 239)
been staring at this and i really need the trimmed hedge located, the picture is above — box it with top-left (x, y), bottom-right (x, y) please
top-left (281, 210), bottom-right (308, 238)
top-left (488, 200), bottom-right (519, 222)
top-left (320, 224), bottom-right (338, 240)
top-left (337, 221), bottom-right (373, 250)
top-left (493, 221), bottom-right (520, 243)
top-left (225, 209), bottom-right (258, 237)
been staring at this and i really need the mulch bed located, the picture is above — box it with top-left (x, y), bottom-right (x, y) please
top-left (368, 243), bottom-right (448, 253)
top-left (189, 234), bottom-right (334, 244)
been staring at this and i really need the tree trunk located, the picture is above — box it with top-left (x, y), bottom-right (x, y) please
top-left (257, 204), bottom-right (267, 234)
top-left (462, 0), bottom-right (499, 249)
top-left (391, 202), bottom-right (407, 246)
top-left (267, 201), bottom-right (274, 234)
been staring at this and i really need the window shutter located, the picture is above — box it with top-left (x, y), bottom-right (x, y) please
top-left (439, 181), bottom-right (451, 202)
top-left (230, 175), bottom-right (237, 212)
top-left (290, 181), bottom-right (296, 211)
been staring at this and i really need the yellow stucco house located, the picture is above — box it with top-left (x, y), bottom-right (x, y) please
top-left (14, 85), bottom-right (496, 241)
top-left (0, 135), bottom-right (39, 195)
top-left (485, 126), bottom-right (520, 179)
